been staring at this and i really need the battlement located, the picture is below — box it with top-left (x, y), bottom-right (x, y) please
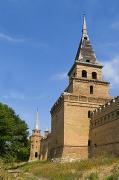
top-left (51, 92), bottom-right (110, 114)
top-left (90, 96), bottom-right (119, 130)
top-left (91, 96), bottom-right (119, 117)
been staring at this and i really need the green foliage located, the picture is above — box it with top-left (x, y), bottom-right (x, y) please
top-left (0, 103), bottom-right (30, 162)
top-left (86, 172), bottom-right (99, 180)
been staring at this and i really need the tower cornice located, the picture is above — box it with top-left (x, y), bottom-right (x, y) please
top-left (72, 77), bottom-right (110, 85)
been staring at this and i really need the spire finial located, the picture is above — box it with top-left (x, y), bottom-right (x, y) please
top-left (34, 108), bottom-right (40, 130)
top-left (82, 15), bottom-right (88, 39)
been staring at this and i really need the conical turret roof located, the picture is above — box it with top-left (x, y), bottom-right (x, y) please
top-left (34, 108), bottom-right (40, 130)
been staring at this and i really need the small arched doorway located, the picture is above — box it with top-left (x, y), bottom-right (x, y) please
top-left (35, 152), bottom-right (38, 158)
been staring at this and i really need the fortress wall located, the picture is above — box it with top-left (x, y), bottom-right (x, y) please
top-left (89, 96), bottom-right (119, 157)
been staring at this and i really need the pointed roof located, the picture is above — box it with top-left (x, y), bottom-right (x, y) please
top-left (75, 16), bottom-right (96, 64)
top-left (82, 16), bottom-right (88, 39)
top-left (34, 108), bottom-right (40, 130)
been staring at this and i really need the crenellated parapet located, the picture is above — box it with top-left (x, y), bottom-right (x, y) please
top-left (50, 93), bottom-right (64, 115)
top-left (90, 96), bottom-right (119, 129)
top-left (51, 92), bottom-right (111, 115)
top-left (91, 96), bottom-right (119, 116)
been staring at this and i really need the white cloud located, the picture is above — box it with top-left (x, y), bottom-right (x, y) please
top-left (51, 72), bottom-right (67, 81)
top-left (111, 21), bottom-right (119, 30)
top-left (102, 56), bottom-right (119, 88)
top-left (1, 92), bottom-right (46, 101)
top-left (0, 33), bottom-right (27, 43)
top-left (2, 92), bottom-right (25, 100)
top-left (0, 32), bottom-right (48, 48)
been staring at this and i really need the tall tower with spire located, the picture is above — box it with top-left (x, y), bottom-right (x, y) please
top-left (29, 109), bottom-right (42, 161)
top-left (49, 16), bottom-right (111, 161)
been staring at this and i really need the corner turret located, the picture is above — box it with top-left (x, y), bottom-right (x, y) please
top-left (29, 109), bottom-right (42, 161)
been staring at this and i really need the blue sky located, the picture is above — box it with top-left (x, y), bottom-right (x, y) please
top-left (0, 0), bottom-right (119, 135)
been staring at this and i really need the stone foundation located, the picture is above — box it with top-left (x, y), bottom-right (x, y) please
top-left (50, 145), bottom-right (88, 162)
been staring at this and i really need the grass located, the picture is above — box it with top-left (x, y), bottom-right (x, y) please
top-left (1, 157), bottom-right (119, 179)
top-left (105, 165), bottom-right (119, 180)
top-left (18, 157), bottom-right (119, 179)
top-left (0, 160), bottom-right (15, 180)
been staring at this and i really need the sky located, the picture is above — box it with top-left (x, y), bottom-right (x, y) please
top-left (0, 0), bottom-right (119, 135)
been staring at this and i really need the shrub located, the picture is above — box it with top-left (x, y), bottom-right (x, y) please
top-left (86, 172), bottom-right (99, 180)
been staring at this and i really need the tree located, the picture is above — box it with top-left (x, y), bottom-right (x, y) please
top-left (0, 103), bottom-right (30, 162)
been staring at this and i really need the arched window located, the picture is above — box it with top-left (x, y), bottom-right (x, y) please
top-left (35, 152), bottom-right (38, 158)
top-left (82, 70), bottom-right (87, 78)
top-left (88, 111), bottom-right (91, 118)
top-left (92, 72), bottom-right (97, 79)
top-left (90, 86), bottom-right (93, 94)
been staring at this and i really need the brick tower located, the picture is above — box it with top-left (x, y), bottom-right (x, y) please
top-left (49, 16), bottom-right (111, 161)
top-left (29, 110), bottom-right (42, 161)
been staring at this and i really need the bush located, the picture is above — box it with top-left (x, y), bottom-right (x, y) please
top-left (86, 172), bottom-right (99, 180)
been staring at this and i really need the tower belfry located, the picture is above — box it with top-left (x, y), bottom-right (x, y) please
top-left (29, 109), bottom-right (42, 161)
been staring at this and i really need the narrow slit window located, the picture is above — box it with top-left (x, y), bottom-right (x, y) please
top-left (88, 111), bottom-right (91, 118)
top-left (73, 72), bottom-right (76, 77)
top-left (90, 86), bottom-right (93, 94)
top-left (88, 140), bottom-right (91, 146)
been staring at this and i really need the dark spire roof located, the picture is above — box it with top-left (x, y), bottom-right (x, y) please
top-left (75, 16), bottom-right (96, 64)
